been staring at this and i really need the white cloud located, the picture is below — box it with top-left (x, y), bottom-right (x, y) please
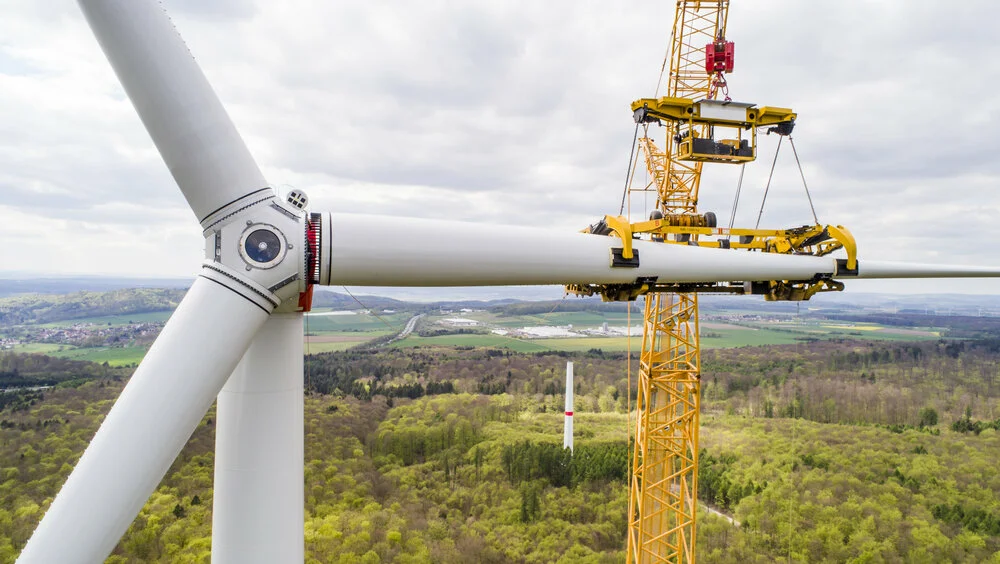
top-left (2, 0), bottom-right (1000, 294)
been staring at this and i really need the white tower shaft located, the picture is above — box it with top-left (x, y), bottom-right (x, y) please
top-left (212, 314), bottom-right (305, 563)
top-left (564, 362), bottom-right (574, 452)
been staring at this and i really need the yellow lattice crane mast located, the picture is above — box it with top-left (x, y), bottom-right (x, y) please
top-left (625, 5), bottom-right (727, 561)
top-left (566, 1), bottom-right (857, 562)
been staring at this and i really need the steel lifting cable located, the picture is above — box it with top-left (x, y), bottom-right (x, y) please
top-left (789, 136), bottom-right (820, 224)
top-left (727, 163), bottom-right (746, 233)
top-left (654, 38), bottom-right (672, 98)
top-left (342, 286), bottom-right (395, 330)
top-left (619, 121), bottom-right (641, 215)
top-left (754, 135), bottom-right (784, 229)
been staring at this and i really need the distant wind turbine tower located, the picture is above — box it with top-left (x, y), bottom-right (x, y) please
top-left (564, 362), bottom-right (574, 452)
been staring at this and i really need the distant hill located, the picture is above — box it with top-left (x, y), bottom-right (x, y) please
top-left (311, 289), bottom-right (410, 310)
top-left (5, 273), bottom-right (1000, 326)
top-left (0, 276), bottom-right (189, 298)
top-left (0, 289), bottom-right (186, 325)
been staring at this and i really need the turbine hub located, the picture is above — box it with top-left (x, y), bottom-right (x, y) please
top-left (200, 188), bottom-right (312, 313)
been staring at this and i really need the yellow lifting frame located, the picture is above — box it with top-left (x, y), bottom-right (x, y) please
top-left (631, 97), bottom-right (796, 164)
top-left (597, 214), bottom-right (857, 270)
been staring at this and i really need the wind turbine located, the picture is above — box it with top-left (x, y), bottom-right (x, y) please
top-left (16, 1), bottom-right (1000, 562)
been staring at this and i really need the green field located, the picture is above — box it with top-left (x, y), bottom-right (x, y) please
top-left (702, 327), bottom-right (804, 347)
top-left (304, 329), bottom-right (395, 353)
top-left (303, 341), bottom-right (361, 354)
top-left (394, 319), bottom-right (939, 353)
top-left (48, 345), bottom-right (148, 366)
top-left (479, 311), bottom-right (635, 328)
top-left (304, 311), bottom-right (409, 332)
top-left (4, 343), bottom-right (77, 354)
top-left (29, 331), bottom-right (393, 364)
top-left (532, 337), bottom-right (640, 352)
top-left (391, 334), bottom-right (551, 353)
top-left (39, 311), bottom-right (174, 327)
top-left (740, 321), bottom-right (941, 342)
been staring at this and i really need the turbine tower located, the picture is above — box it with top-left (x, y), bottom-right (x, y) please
top-left (564, 361), bottom-right (574, 452)
top-left (16, 1), bottom-right (1000, 562)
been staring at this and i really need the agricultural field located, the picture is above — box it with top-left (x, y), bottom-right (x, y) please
top-left (3, 343), bottom-right (74, 355)
top-left (304, 310), bottom-right (411, 333)
top-left (398, 310), bottom-right (944, 353)
top-left (46, 345), bottom-right (148, 366)
top-left (37, 310), bottom-right (174, 328)
top-left (5, 342), bottom-right (152, 367)
top-left (305, 330), bottom-right (396, 354)
top-left (391, 334), bottom-right (551, 353)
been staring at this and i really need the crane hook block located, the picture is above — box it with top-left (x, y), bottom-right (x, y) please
top-left (705, 40), bottom-right (734, 74)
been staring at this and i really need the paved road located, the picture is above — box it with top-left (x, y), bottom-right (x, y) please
top-left (392, 314), bottom-right (423, 342)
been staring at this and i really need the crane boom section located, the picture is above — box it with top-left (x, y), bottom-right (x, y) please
top-left (626, 3), bottom-right (729, 563)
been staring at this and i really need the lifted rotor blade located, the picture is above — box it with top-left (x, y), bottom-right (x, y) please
top-left (318, 214), bottom-right (1000, 287)
top-left (320, 213), bottom-right (842, 286)
top-left (78, 0), bottom-right (269, 222)
top-left (17, 276), bottom-right (270, 563)
top-left (854, 261), bottom-right (1000, 279)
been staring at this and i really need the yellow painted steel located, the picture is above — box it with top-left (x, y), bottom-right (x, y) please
top-left (559, 1), bottom-right (838, 560)
top-left (631, 98), bottom-right (795, 164)
top-left (626, 2), bottom-right (727, 562)
top-left (629, 291), bottom-right (701, 563)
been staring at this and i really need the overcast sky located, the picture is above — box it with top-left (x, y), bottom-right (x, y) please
top-left (2, 1), bottom-right (1000, 295)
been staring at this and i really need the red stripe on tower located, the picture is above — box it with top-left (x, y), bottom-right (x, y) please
top-left (565, 411), bottom-right (573, 416)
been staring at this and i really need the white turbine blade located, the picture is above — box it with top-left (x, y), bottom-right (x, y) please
top-left (17, 276), bottom-right (271, 563)
top-left (78, 0), bottom-right (269, 222)
top-left (319, 214), bottom-right (1000, 286)
top-left (321, 213), bottom-right (842, 286)
top-left (854, 261), bottom-right (1000, 279)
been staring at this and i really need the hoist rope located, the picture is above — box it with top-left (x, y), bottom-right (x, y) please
top-left (619, 121), bottom-right (641, 215)
top-left (654, 42), bottom-right (671, 98)
top-left (342, 286), bottom-right (395, 330)
top-left (727, 163), bottom-right (746, 233)
top-left (789, 136), bottom-right (820, 224)
top-left (754, 135), bottom-right (784, 229)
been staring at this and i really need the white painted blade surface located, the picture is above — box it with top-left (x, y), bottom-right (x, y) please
top-left (17, 276), bottom-right (270, 564)
top-left (78, 0), bottom-right (269, 222)
top-left (213, 314), bottom-right (304, 564)
top-left (325, 214), bottom-right (841, 286)
top-left (855, 261), bottom-right (1000, 279)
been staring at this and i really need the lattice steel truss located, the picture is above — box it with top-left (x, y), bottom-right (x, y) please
top-left (628, 292), bottom-right (701, 562)
top-left (626, 2), bottom-right (728, 563)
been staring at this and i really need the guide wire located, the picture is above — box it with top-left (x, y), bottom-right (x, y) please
top-left (342, 286), bottom-right (395, 330)
top-left (653, 41), bottom-right (670, 98)
top-left (619, 122), bottom-right (641, 215)
top-left (754, 135), bottom-right (784, 229)
top-left (727, 163), bottom-right (747, 233)
top-left (789, 136), bottom-right (820, 224)
top-left (548, 293), bottom-right (569, 315)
